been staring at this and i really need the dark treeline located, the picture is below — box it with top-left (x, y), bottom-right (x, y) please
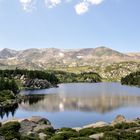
top-left (52, 71), bottom-right (102, 83)
top-left (121, 71), bottom-right (140, 86)
top-left (0, 69), bottom-right (101, 84)
top-left (0, 69), bottom-right (59, 85)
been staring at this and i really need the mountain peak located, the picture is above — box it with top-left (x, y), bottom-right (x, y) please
top-left (0, 48), bottom-right (18, 59)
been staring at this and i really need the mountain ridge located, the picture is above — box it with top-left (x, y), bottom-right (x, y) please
top-left (0, 46), bottom-right (139, 70)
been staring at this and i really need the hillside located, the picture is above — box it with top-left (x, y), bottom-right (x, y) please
top-left (0, 47), bottom-right (139, 81)
top-left (0, 47), bottom-right (139, 70)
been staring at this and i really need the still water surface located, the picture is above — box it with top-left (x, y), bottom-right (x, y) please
top-left (1, 82), bottom-right (140, 128)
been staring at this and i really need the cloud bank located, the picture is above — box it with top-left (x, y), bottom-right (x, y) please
top-left (19, 0), bottom-right (104, 14)
top-left (75, 0), bottom-right (104, 15)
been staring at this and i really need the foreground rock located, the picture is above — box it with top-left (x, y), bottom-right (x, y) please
top-left (89, 133), bottom-right (104, 140)
top-left (83, 121), bottom-right (108, 128)
top-left (4, 116), bottom-right (52, 136)
top-left (1, 115), bottom-right (140, 140)
top-left (112, 114), bottom-right (126, 124)
top-left (1, 116), bottom-right (53, 140)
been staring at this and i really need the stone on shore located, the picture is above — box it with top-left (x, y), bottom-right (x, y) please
top-left (73, 127), bottom-right (82, 131)
top-left (28, 116), bottom-right (51, 125)
top-left (0, 136), bottom-right (5, 140)
top-left (83, 121), bottom-right (108, 128)
top-left (112, 115), bottom-right (126, 124)
top-left (38, 133), bottom-right (47, 140)
top-left (19, 119), bottom-right (37, 134)
top-left (89, 133), bottom-right (104, 140)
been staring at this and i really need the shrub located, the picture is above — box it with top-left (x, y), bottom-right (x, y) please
top-left (58, 127), bottom-right (77, 132)
top-left (0, 90), bottom-right (15, 102)
top-left (79, 128), bottom-right (96, 136)
top-left (114, 122), bottom-right (138, 130)
top-left (0, 122), bottom-right (20, 140)
top-left (79, 126), bottom-right (114, 136)
top-left (21, 135), bottom-right (40, 140)
top-left (48, 134), bottom-right (65, 140)
top-left (70, 137), bottom-right (93, 140)
top-left (48, 130), bottom-right (79, 140)
top-left (37, 127), bottom-right (55, 138)
top-left (101, 131), bottom-right (120, 140)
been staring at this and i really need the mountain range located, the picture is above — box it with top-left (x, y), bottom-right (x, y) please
top-left (0, 47), bottom-right (139, 70)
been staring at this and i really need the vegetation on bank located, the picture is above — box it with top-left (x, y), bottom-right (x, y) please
top-left (0, 77), bottom-right (19, 94)
top-left (0, 75), bottom-right (19, 109)
top-left (52, 71), bottom-right (102, 83)
top-left (0, 90), bottom-right (15, 103)
top-left (0, 69), bottom-right (102, 88)
top-left (53, 61), bottom-right (140, 82)
top-left (0, 69), bottom-right (59, 85)
top-left (121, 71), bottom-right (140, 86)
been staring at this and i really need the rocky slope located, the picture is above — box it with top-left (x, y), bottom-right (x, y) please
top-left (0, 47), bottom-right (139, 70)
top-left (56, 61), bottom-right (140, 81)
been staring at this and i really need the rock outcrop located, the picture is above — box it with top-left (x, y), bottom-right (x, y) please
top-left (23, 78), bottom-right (51, 89)
top-left (112, 115), bottom-right (126, 124)
top-left (3, 116), bottom-right (53, 136)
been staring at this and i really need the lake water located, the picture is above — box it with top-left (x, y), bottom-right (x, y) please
top-left (1, 82), bottom-right (140, 128)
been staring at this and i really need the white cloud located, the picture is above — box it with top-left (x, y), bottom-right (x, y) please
top-left (87, 0), bottom-right (103, 5)
top-left (18, 0), bottom-right (104, 15)
top-left (45, 0), bottom-right (61, 8)
top-left (75, 0), bottom-right (104, 15)
top-left (75, 2), bottom-right (89, 15)
top-left (19, 0), bottom-right (36, 12)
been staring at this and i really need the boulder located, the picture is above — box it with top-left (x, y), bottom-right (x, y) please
top-left (27, 131), bottom-right (37, 137)
top-left (19, 119), bottom-right (37, 134)
top-left (73, 127), bottom-right (82, 131)
top-left (33, 124), bottom-right (53, 132)
top-left (89, 133), bottom-right (104, 140)
top-left (0, 136), bottom-right (5, 140)
top-left (28, 116), bottom-right (51, 125)
top-left (38, 133), bottom-right (47, 140)
top-left (136, 130), bottom-right (140, 133)
top-left (83, 121), bottom-right (108, 128)
top-left (112, 115), bottom-right (126, 124)
top-left (24, 78), bottom-right (51, 89)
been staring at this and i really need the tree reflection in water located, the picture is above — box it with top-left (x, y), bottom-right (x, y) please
top-left (0, 103), bottom-right (18, 119)
top-left (23, 94), bottom-right (45, 105)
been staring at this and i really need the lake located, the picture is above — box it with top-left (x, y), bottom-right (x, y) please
top-left (0, 82), bottom-right (140, 128)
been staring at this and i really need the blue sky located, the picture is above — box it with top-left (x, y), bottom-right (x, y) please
top-left (0, 0), bottom-right (140, 52)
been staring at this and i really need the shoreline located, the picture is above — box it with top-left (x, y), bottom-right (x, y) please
top-left (1, 115), bottom-right (140, 140)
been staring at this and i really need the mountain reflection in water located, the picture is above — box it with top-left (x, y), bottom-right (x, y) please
top-left (20, 94), bottom-right (140, 113)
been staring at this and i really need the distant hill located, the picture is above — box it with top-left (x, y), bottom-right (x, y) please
top-left (0, 46), bottom-right (139, 70)
top-left (126, 52), bottom-right (140, 59)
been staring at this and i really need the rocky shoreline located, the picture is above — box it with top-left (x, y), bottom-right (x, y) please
top-left (0, 115), bottom-right (140, 140)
